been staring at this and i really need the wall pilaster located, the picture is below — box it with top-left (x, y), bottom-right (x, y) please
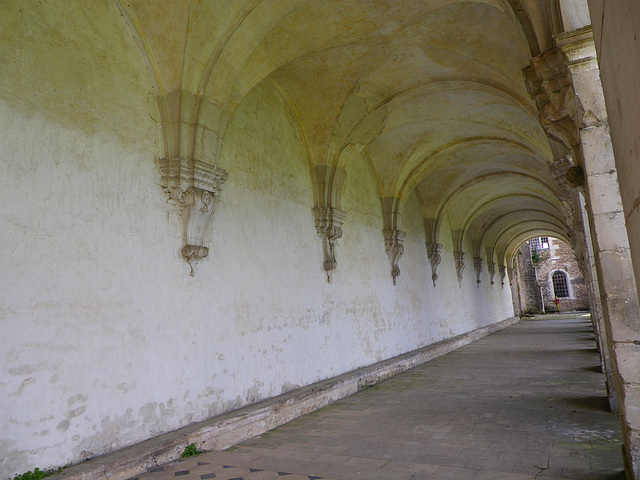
top-left (557, 27), bottom-right (640, 479)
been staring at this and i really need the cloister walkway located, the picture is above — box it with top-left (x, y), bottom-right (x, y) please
top-left (133, 314), bottom-right (624, 480)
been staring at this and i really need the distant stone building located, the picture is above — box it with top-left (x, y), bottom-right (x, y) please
top-left (528, 237), bottom-right (589, 312)
top-left (509, 242), bottom-right (542, 316)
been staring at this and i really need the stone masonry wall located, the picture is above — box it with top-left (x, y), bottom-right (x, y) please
top-left (533, 238), bottom-right (589, 312)
top-left (511, 243), bottom-right (543, 315)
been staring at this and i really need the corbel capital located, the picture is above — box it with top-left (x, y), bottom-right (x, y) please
top-left (158, 157), bottom-right (228, 276)
top-left (311, 166), bottom-right (347, 282)
top-left (487, 261), bottom-right (496, 287)
top-left (427, 243), bottom-right (443, 287)
top-left (524, 50), bottom-right (582, 156)
top-left (498, 264), bottom-right (507, 289)
top-left (473, 257), bottom-right (484, 287)
top-left (384, 229), bottom-right (406, 286)
top-left (313, 207), bottom-right (346, 283)
top-left (454, 251), bottom-right (465, 287)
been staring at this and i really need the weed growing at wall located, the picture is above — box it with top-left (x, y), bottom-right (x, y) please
top-left (14, 467), bottom-right (63, 480)
top-left (531, 249), bottom-right (541, 263)
top-left (181, 443), bottom-right (204, 457)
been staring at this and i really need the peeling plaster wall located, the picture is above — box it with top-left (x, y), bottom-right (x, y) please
top-left (0, 8), bottom-right (514, 477)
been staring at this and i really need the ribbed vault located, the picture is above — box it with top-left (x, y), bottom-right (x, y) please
top-left (115, 0), bottom-right (574, 279)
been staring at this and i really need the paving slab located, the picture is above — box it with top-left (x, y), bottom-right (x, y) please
top-left (132, 314), bottom-right (625, 480)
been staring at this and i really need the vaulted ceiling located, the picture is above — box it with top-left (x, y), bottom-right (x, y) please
top-left (115, 0), bottom-right (575, 267)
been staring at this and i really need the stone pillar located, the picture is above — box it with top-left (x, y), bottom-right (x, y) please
top-left (557, 27), bottom-right (640, 479)
top-left (579, 193), bottom-right (618, 412)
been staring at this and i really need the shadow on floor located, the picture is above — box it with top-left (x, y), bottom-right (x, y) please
top-left (598, 472), bottom-right (626, 480)
top-left (561, 395), bottom-right (611, 412)
top-left (582, 365), bottom-right (603, 374)
top-left (577, 347), bottom-right (600, 353)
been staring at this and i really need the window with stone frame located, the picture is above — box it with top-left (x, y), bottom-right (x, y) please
top-left (552, 270), bottom-right (570, 298)
top-left (528, 237), bottom-right (541, 250)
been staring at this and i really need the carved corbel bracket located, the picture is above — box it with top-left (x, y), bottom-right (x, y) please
top-left (384, 229), bottom-right (406, 286)
top-left (313, 207), bottom-right (346, 283)
top-left (523, 50), bottom-right (584, 165)
top-left (311, 166), bottom-right (347, 281)
top-left (158, 158), bottom-right (228, 276)
top-left (487, 261), bottom-right (496, 287)
top-left (427, 243), bottom-right (442, 287)
top-left (498, 264), bottom-right (506, 289)
top-left (180, 184), bottom-right (225, 276)
top-left (454, 251), bottom-right (465, 287)
top-left (540, 83), bottom-right (582, 152)
top-left (473, 257), bottom-right (483, 287)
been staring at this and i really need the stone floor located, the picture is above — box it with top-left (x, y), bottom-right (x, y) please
top-left (131, 314), bottom-right (625, 480)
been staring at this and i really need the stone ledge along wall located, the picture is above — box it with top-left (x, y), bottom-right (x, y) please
top-left (0, 4), bottom-right (515, 477)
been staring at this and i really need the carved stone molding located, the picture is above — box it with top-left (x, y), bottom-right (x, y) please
top-left (158, 157), bottom-right (228, 276)
top-left (487, 261), bottom-right (496, 287)
top-left (427, 243), bottom-right (442, 287)
top-left (384, 229), bottom-right (405, 286)
top-left (158, 157), bottom-right (190, 205)
top-left (508, 266), bottom-right (515, 286)
top-left (498, 264), bottom-right (506, 288)
top-left (473, 257), bottom-right (483, 287)
top-left (454, 251), bottom-right (465, 287)
top-left (182, 244), bottom-right (209, 277)
top-left (313, 207), bottom-right (346, 283)
top-left (540, 83), bottom-right (582, 155)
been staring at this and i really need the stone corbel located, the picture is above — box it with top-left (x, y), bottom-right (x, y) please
top-left (454, 251), bottom-right (465, 287)
top-left (487, 261), bottom-right (496, 287)
top-left (381, 197), bottom-right (405, 286)
top-left (384, 229), bottom-right (405, 286)
top-left (473, 257), bottom-right (483, 287)
top-left (313, 207), bottom-right (346, 283)
top-left (179, 186), bottom-right (221, 276)
top-left (158, 157), bottom-right (228, 276)
top-left (524, 50), bottom-right (584, 165)
top-left (311, 166), bottom-right (347, 282)
top-left (498, 264), bottom-right (506, 288)
top-left (427, 243), bottom-right (442, 287)
top-left (540, 82), bottom-right (582, 153)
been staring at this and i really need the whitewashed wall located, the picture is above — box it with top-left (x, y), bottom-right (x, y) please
top-left (0, 6), bottom-right (514, 477)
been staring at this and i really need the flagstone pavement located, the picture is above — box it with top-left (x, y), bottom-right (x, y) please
top-left (130, 314), bottom-right (625, 480)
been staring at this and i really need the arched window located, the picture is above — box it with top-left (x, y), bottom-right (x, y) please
top-left (552, 270), bottom-right (570, 298)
